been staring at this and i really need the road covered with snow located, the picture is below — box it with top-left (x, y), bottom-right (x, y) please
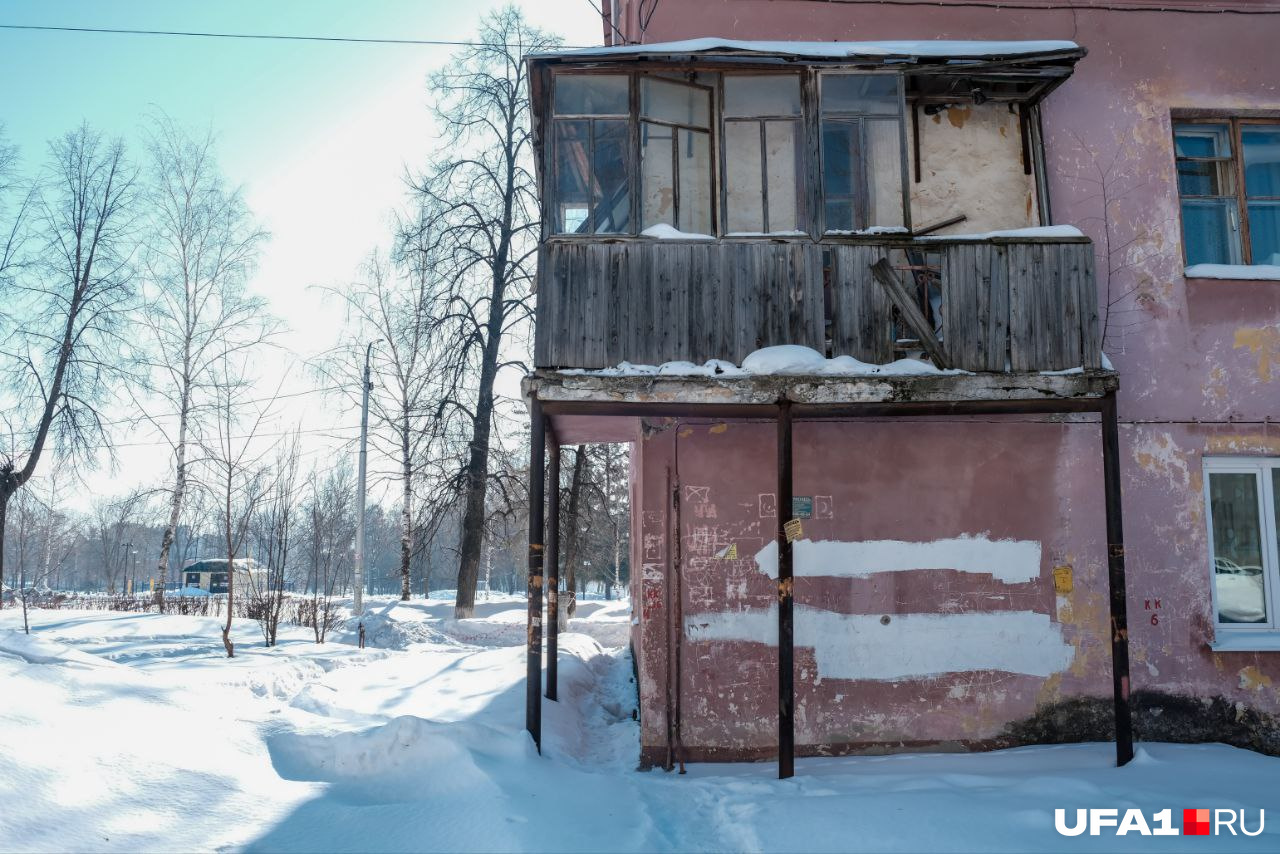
top-left (1, 596), bottom-right (1277, 852)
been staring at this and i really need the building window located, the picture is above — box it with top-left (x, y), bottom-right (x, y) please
top-left (1203, 458), bottom-right (1280, 634)
top-left (550, 74), bottom-right (632, 234)
top-left (1174, 120), bottom-right (1280, 266)
top-left (639, 75), bottom-right (714, 234)
top-left (820, 74), bottom-right (906, 233)
top-left (722, 75), bottom-right (802, 234)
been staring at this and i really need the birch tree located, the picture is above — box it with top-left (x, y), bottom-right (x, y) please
top-left (139, 116), bottom-right (269, 609)
top-left (405, 8), bottom-right (558, 618)
top-left (325, 249), bottom-right (439, 601)
top-left (0, 125), bottom-right (137, 605)
top-left (202, 351), bottom-right (275, 658)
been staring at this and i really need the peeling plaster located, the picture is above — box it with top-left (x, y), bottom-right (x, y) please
top-left (1233, 326), bottom-right (1280, 382)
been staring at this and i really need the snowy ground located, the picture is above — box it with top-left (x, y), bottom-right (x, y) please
top-left (1, 596), bottom-right (1277, 853)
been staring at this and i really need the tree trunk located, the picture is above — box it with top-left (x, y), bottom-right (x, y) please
top-left (156, 394), bottom-right (190, 611)
top-left (561, 445), bottom-right (587, 620)
top-left (400, 413), bottom-right (412, 600)
top-left (0, 490), bottom-right (8, 610)
top-left (453, 307), bottom-right (503, 619)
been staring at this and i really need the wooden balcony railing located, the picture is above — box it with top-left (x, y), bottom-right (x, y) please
top-left (533, 236), bottom-right (1101, 374)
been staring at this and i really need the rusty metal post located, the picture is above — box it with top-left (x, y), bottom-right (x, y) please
top-left (526, 397), bottom-right (546, 751)
top-left (777, 400), bottom-right (795, 779)
top-left (1100, 392), bottom-right (1134, 766)
top-left (545, 432), bottom-right (561, 702)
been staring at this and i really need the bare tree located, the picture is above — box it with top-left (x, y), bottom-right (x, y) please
top-left (1061, 129), bottom-right (1174, 353)
top-left (323, 249), bottom-right (440, 601)
top-left (301, 466), bottom-right (354, 643)
top-left (247, 433), bottom-right (300, 646)
top-left (0, 125), bottom-right (137, 606)
top-left (139, 115), bottom-right (270, 611)
top-left (200, 351), bottom-right (275, 658)
top-left (404, 8), bottom-right (558, 618)
top-left (90, 489), bottom-right (149, 595)
top-left (559, 446), bottom-right (587, 619)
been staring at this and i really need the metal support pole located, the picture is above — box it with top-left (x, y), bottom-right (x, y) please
top-left (526, 398), bottom-right (546, 751)
top-left (1100, 392), bottom-right (1134, 766)
top-left (777, 400), bottom-right (795, 780)
top-left (354, 341), bottom-right (376, 616)
top-left (546, 433), bottom-right (561, 701)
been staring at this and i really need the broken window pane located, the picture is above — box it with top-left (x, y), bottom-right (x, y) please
top-left (1209, 471), bottom-right (1267, 624)
top-left (641, 77), bottom-right (710, 128)
top-left (554, 74), bottom-right (628, 115)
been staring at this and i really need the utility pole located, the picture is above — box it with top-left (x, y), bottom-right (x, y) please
top-left (353, 341), bottom-right (377, 616)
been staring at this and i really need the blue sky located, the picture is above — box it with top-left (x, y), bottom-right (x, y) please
top-left (0, 0), bottom-right (603, 507)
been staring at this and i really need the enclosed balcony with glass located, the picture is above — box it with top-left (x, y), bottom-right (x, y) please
top-left (527, 40), bottom-right (1107, 386)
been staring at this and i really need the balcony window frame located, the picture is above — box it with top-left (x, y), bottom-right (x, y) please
top-left (547, 71), bottom-right (635, 236)
top-left (718, 72), bottom-right (806, 236)
top-left (1202, 456), bottom-right (1280, 642)
top-left (1173, 113), bottom-right (1280, 268)
top-left (543, 67), bottom-right (926, 241)
top-left (638, 73), bottom-right (718, 236)
top-left (817, 71), bottom-right (912, 235)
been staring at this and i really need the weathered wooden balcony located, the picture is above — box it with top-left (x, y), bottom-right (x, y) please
top-left (534, 235), bottom-right (1102, 375)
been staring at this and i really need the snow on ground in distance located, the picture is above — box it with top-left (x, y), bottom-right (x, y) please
top-left (2, 596), bottom-right (1278, 852)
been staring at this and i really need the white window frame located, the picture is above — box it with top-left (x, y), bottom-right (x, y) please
top-left (1203, 456), bottom-right (1280, 648)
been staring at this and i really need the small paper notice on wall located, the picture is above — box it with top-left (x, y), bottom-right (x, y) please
top-left (714, 543), bottom-right (739, 560)
top-left (784, 518), bottom-right (804, 543)
top-left (1053, 564), bottom-right (1073, 594)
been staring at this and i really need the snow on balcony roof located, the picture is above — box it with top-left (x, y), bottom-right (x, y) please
top-left (531, 37), bottom-right (1082, 63)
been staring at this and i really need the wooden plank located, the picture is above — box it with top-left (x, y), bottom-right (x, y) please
top-left (1057, 242), bottom-right (1084, 371)
top-left (830, 244), bottom-right (893, 363)
top-left (1008, 242), bottom-right (1034, 371)
top-left (870, 257), bottom-right (951, 370)
top-left (534, 245), bottom-right (550, 367)
top-left (1080, 245), bottom-right (1103, 369)
top-left (585, 243), bottom-right (609, 369)
top-left (804, 244), bottom-right (825, 352)
top-left (988, 244), bottom-right (1010, 372)
top-left (942, 243), bottom-right (980, 371)
top-left (609, 244), bottom-right (628, 366)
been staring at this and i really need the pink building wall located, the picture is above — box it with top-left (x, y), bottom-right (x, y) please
top-left (617, 1), bottom-right (1280, 762)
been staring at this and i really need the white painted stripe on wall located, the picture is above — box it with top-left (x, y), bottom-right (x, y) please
top-left (685, 607), bottom-right (1073, 681)
top-left (753, 536), bottom-right (1043, 584)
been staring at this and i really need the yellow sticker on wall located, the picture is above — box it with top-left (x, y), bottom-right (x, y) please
top-left (1053, 564), bottom-right (1073, 594)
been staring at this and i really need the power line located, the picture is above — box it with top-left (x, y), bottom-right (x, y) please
top-left (0, 23), bottom-right (594, 48)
